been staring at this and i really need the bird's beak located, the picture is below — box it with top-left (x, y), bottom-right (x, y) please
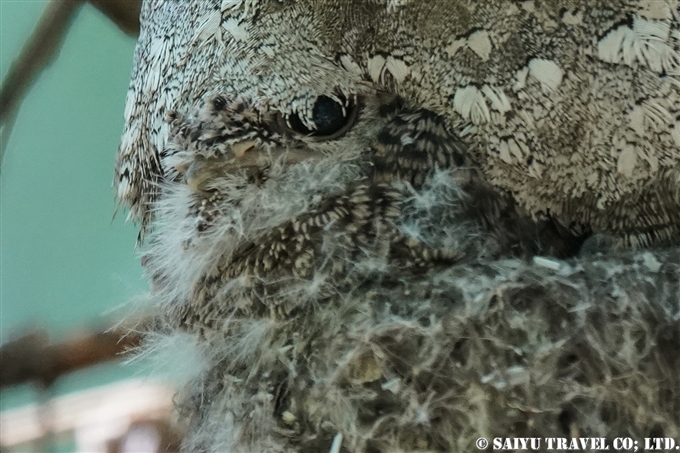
top-left (184, 140), bottom-right (260, 190)
top-left (231, 140), bottom-right (257, 158)
top-left (184, 141), bottom-right (323, 191)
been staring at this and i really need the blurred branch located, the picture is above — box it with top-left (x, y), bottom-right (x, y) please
top-left (0, 318), bottom-right (149, 389)
top-left (0, 0), bottom-right (141, 172)
top-left (0, 0), bottom-right (83, 127)
top-left (90, 0), bottom-right (142, 36)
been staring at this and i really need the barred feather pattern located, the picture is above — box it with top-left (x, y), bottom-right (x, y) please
top-left (118, 1), bottom-right (680, 452)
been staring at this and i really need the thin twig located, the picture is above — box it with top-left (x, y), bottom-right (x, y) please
top-left (0, 0), bottom-right (83, 127)
top-left (0, 0), bottom-right (82, 175)
top-left (0, 108), bottom-right (18, 172)
top-left (0, 0), bottom-right (142, 173)
top-left (89, 0), bottom-right (142, 36)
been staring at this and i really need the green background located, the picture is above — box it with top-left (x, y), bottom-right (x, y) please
top-left (1, 0), bottom-right (144, 410)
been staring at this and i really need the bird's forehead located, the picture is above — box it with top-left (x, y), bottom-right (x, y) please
top-left (204, 0), bottom-right (390, 113)
top-left (191, 0), bottom-right (479, 118)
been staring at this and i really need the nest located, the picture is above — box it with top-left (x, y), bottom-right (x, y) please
top-left (149, 243), bottom-right (680, 453)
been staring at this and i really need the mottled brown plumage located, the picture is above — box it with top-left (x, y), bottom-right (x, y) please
top-left (119, 1), bottom-right (680, 452)
top-left (118, 0), bottom-right (680, 247)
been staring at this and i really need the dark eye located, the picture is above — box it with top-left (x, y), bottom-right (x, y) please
top-left (212, 95), bottom-right (227, 111)
top-left (280, 95), bottom-right (358, 140)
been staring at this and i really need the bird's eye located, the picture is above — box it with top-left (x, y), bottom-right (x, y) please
top-left (280, 95), bottom-right (358, 140)
top-left (212, 95), bottom-right (227, 111)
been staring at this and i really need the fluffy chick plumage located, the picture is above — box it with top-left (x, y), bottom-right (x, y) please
top-left (118, 1), bottom-right (680, 452)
